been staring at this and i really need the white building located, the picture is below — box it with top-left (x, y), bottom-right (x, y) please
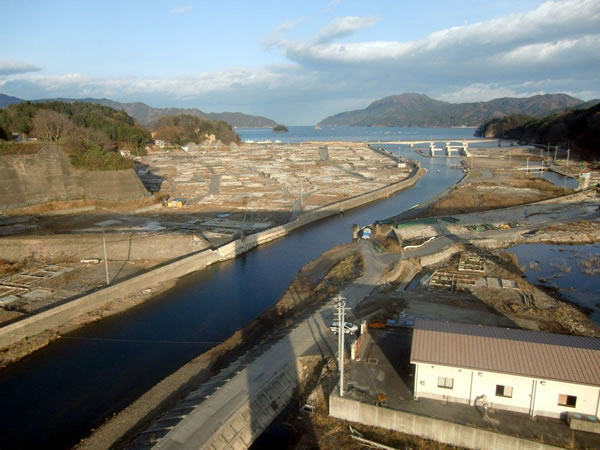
top-left (411, 320), bottom-right (600, 419)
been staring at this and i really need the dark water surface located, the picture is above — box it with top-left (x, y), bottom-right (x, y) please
top-left (508, 243), bottom-right (600, 324)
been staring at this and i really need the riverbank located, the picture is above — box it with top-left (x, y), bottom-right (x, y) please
top-left (0, 160), bottom-right (425, 366)
top-left (77, 243), bottom-right (364, 449)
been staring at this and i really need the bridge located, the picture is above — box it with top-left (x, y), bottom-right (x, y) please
top-left (370, 139), bottom-right (498, 157)
top-left (370, 139), bottom-right (498, 146)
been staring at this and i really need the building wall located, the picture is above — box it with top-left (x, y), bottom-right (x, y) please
top-left (415, 363), bottom-right (472, 405)
top-left (414, 363), bottom-right (600, 419)
top-left (532, 379), bottom-right (599, 418)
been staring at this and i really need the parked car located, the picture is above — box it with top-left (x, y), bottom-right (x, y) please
top-left (362, 227), bottom-right (372, 240)
top-left (330, 321), bottom-right (359, 335)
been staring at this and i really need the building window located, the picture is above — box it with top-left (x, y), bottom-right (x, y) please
top-left (495, 385), bottom-right (513, 398)
top-left (437, 376), bottom-right (454, 389)
top-left (558, 394), bottom-right (577, 408)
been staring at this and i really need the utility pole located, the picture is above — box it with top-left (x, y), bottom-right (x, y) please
top-left (554, 145), bottom-right (557, 163)
top-left (567, 148), bottom-right (570, 167)
top-left (102, 228), bottom-right (110, 285)
top-left (335, 294), bottom-right (349, 397)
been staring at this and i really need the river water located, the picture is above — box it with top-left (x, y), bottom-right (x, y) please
top-left (0, 127), bottom-right (567, 448)
top-left (508, 243), bottom-right (600, 323)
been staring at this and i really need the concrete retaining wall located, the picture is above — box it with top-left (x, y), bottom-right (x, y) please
top-left (0, 164), bottom-right (424, 350)
top-left (0, 233), bottom-right (211, 263)
top-left (0, 145), bottom-right (149, 210)
top-left (329, 395), bottom-right (559, 450)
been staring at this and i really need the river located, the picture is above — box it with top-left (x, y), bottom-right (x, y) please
top-left (0, 129), bottom-right (532, 448)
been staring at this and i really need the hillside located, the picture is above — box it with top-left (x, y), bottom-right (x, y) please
top-left (475, 104), bottom-right (600, 160)
top-left (0, 93), bottom-right (23, 109)
top-left (0, 144), bottom-right (149, 209)
top-left (0, 101), bottom-right (151, 170)
top-left (0, 93), bottom-right (277, 128)
top-left (151, 114), bottom-right (239, 146)
top-left (318, 93), bottom-right (588, 127)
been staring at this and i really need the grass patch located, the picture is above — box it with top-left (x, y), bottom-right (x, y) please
top-left (69, 145), bottom-right (134, 171)
top-left (0, 141), bottom-right (43, 155)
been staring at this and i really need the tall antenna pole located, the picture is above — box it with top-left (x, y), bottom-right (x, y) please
top-left (103, 228), bottom-right (110, 285)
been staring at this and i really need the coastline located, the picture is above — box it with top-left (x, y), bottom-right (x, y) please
top-left (0, 154), bottom-right (425, 364)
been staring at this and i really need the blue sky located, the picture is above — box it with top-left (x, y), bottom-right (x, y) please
top-left (1, 0), bottom-right (599, 124)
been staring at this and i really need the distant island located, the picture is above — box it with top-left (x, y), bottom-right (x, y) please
top-left (0, 93), bottom-right (278, 129)
top-left (272, 124), bottom-right (288, 132)
top-left (318, 93), bottom-right (597, 128)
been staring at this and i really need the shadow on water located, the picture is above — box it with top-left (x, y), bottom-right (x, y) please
top-left (0, 145), bottom-right (463, 448)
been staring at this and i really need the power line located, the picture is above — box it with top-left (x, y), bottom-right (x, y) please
top-left (63, 336), bottom-right (222, 345)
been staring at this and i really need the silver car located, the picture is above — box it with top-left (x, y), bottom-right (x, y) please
top-left (330, 321), bottom-right (359, 335)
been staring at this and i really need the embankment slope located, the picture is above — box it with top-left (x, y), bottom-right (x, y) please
top-left (0, 144), bottom-right (149, 209)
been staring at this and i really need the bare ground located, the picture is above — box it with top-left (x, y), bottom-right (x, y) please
top-left (422, 172), bottom-right (571, 217)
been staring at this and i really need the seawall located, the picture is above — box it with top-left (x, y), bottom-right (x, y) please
top-left (0, 163), bottom-right (424, 350)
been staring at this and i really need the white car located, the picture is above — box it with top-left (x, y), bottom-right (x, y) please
top-left (330, 321), bottom-right (359, 335)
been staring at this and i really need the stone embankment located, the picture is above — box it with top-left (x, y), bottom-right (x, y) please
top-left (0, 163), bottom-right (424, 352)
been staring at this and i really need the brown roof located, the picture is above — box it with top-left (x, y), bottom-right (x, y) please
top-left (411, 320), bottom-right (600, 386)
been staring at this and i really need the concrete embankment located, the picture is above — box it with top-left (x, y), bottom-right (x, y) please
top-left (330, 395), bottom-right (558, 450)
top-left (0, 164), bottom-right (424, 351)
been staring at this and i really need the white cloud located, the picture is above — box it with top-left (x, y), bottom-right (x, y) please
top-left (439, 84), bottom-right (526, 103)
top-left (0, 59), bottom-right (41, 75)
top-left (170, 5), bottom-right (192, 14)
top-left (313, 16), bottom-right (380, 44)
top-left (274, 0), bottom-right (600, 67)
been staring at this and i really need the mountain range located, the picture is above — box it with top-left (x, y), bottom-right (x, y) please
top-left (318, 93), bottom-right (598, 128)
top-left (0, 94), bottom-right (277, 128)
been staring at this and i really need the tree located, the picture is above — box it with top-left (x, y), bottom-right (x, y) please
top-left (153, 125), bottom-right (182, 144)
top-left (31, 109), bottom-right (74, 141)
top-left (0, 123), bottom-right (10, 140)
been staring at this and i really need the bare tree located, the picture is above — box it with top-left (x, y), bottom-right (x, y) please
top-left (31, 109), bottom-right (75, 141)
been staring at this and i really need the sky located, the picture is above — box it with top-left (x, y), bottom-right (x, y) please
top-left (1, 0), bottom-right (599, 125)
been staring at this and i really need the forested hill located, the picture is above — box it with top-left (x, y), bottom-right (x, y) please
top-left (318, 93), bottom-right (589, 127)
top-left (151, 114), bottom-right (239, 146)
top-left (0, 93), bottom-right (277, 128)
top-left (0, 101), bottom-right (151, 170)
top-left (475, 104), bottom-right (600, 160)
top-left (76, 98), bottom-right (277, 128)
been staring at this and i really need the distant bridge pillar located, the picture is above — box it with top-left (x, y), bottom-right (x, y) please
top-left (462, 142), bottom-right (469, 156)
